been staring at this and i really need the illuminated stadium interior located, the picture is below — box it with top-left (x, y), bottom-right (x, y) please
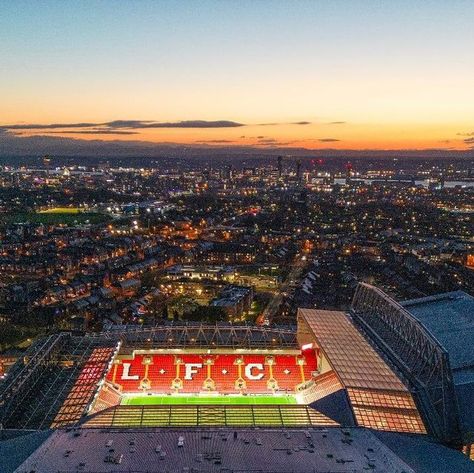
top-left (90, 348), bottom-right (318, 413)
top-left (0, 315), bottom-right (431, 434)
top-left (120, 394), bottom-right (297, 405)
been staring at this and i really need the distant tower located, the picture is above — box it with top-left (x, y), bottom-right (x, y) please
top-left (345, 162), bottom-right (353, 184)
top-left (224, 165), bottom-right (233, 181)
top-left (277, 156), bottom-right (283, 179)
top-left (43, 155), bottom-right (51, 176)
top-left (296, 159), bottom-right (302, 182)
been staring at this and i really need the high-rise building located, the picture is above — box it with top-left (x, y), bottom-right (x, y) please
top-left (296, 159), bottom-right (302, 182)
top-left (277, 156), bottom-right (283, 179)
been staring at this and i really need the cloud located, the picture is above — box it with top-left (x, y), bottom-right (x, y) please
top-left (196, 139), bottom-right (235, 144)
top-left (257, 121), bottom-right (311, 126)
top-left (257, 137), bottom-right (278, 143)
top-left (328, 121), bottom-right (346, 125)
top-left (453, 132), bottom-right (474, 145)
top-left (4, 122), bottom-right (99, 130)
top-left (255, 137), bottom-right (296, 146)
top-left (318, 138), bottom-right (341, 142)
top-left (0, 119), bottom-right (244, 132)
top-left (102, 120), bottom-right (154, 128)
top-left (136, 120), bottom-right (244, 128)
top-left (45, 129), bottom-right (140, 135)
top-left (1, 119), bottom-right (316, 137)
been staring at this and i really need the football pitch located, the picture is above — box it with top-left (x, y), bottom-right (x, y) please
top-left (121, 394), bottom-right (297, 406)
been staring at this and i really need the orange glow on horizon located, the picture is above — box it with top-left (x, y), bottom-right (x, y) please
top-left (10, 120), bottom-right (472, 151)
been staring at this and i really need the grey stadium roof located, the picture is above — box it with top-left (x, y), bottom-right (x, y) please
top-left (0, 430), bottom-right (52, 473)
top-left (10, 426), bottom-right (474, 473)
top-left (402, 290), bottom-right (474, 435)
top-left (401, 291), bottom-right (474, 372)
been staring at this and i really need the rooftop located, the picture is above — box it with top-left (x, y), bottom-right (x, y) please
top-left (298, 309), bottom-right (426, 434)
top-left (402, 291), bottom-right (474, 435)
top-left (299, 309), bottom-right (405, 391)
top-left (401, 291), bottom-right (474, 372)
top-left (13, 426), bottom-right (470, 473)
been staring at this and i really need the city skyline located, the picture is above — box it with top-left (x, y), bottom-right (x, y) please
top-left (1, 0), bottom-right (474, 153)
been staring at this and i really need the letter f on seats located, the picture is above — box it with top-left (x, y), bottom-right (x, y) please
top-left (184, 363), bottom-right (203, 380)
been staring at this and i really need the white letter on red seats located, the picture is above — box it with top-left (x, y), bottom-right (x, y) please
top-left (122, 362), bottom-right (139, 380)
top-left (245, 363), bottom-right (264, 380)
top-left (184, 363), bottom-right (203, 380)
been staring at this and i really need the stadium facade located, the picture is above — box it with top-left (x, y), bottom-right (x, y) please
top-left (351, 283), bottom-right (474, 457)
top-left (1, 283), bottom-right (474, 472)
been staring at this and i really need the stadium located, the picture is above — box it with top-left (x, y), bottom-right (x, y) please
top-left (1, 283), bottom-right (474, 472)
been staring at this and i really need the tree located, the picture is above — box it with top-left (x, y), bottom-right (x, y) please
top-left (182, 305), bottom-right (227, 323)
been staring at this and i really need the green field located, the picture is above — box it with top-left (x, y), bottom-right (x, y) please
top-left (38, 207), bottom-right (81, 214)
top-left (121, 394), bottom-right (297, 406)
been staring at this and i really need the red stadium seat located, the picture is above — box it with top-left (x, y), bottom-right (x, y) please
top-left (106, 349), bottom-right (318, 396)
top-left (52, 348), bottom-right (115, 427)
top-left (91, 381), bottom-right (122, 413)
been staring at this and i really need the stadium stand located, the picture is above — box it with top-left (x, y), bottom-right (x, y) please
top-left (51, 347), bottom-right (115, 427)
top-left (90, 382), bottom-right (122, 414)
top-left (106, 350), bottom-right (317, 394)
top-left (296, 370), bottom-right (343, 404)
top-left (298, 308), bottom-right (426, 434)
top-left (0, 333), bottom-right (117, 430)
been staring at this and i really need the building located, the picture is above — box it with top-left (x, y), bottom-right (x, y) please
top-left (165, 264), bottom-right (236, 282)
top-left (211, 285), bottom-right (253, 318)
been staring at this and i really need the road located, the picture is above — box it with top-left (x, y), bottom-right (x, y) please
top-left (258, 253), bottom-right (307, 326)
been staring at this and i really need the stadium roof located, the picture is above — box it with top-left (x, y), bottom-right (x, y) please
top-left (374, 431), bottom-right (474, 473)
top-left (7, 427), bottom-right (474, 473)
top-left (98, 323), bottom-right (299, 349)
top-left (11, 426), bottom-right (474, 473)
top-left (298, 309), bottom-right (426, 434)
top-left (298, 309), bottom-right (405, 391)
top-left (401, 291), bottom-right (474, 435)
top-left (0, 430), bottom-right (52, 473)
top-left (401, 291), bottom-right (474, 372)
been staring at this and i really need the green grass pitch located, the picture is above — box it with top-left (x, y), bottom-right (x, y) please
top-left (121, 394), bottom-right (297, 406)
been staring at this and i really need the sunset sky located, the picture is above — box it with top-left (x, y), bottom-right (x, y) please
top-left (1, 0), bottom-right (474, 151)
